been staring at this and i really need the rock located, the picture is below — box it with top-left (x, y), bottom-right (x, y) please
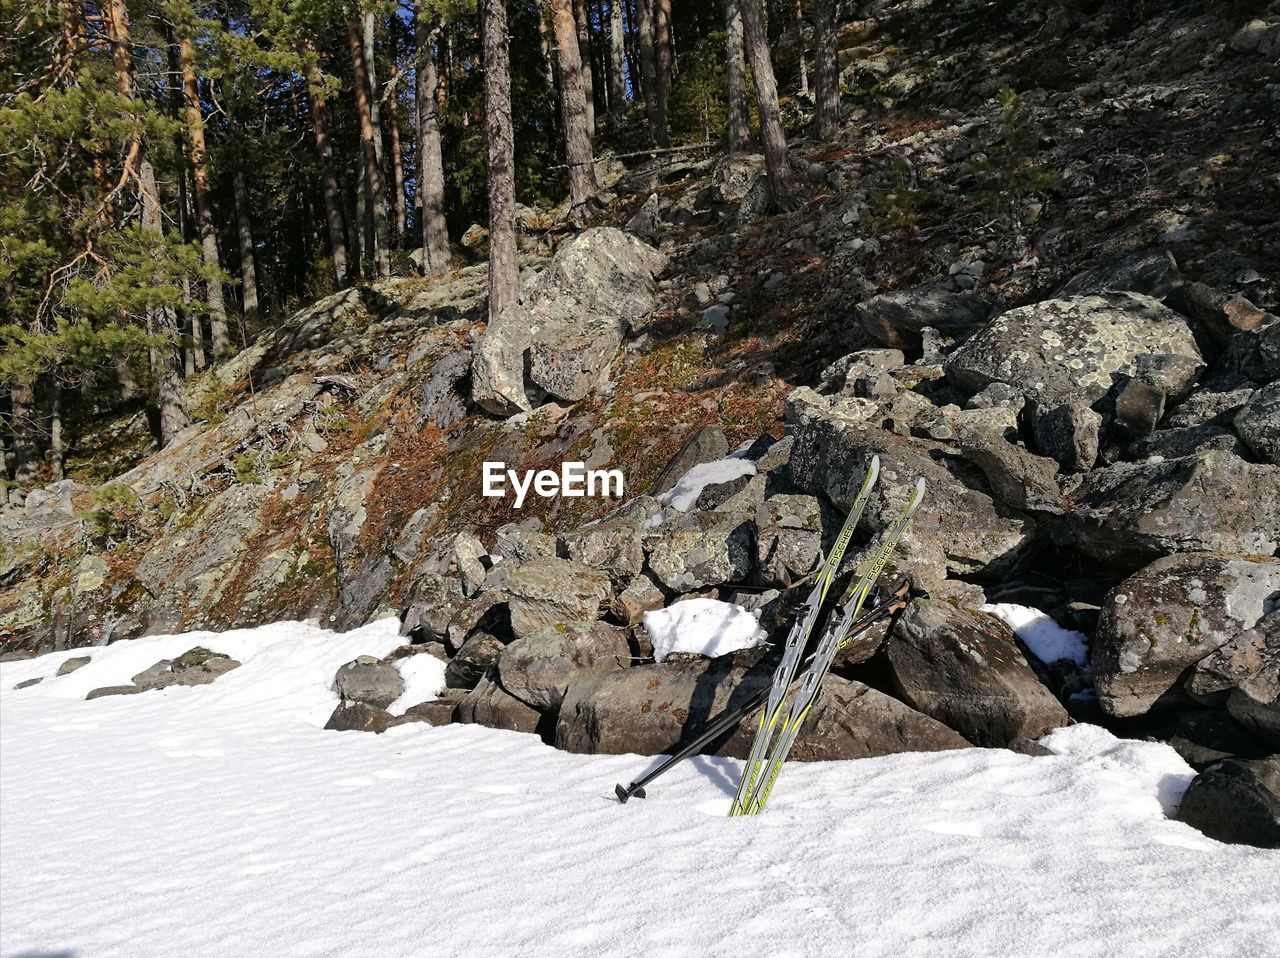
top-left (645, 514), bottom-right (755, 593)
top-left (708, 152), bottom-right (765, 203)
top-left (457, 673), bottom-right (544, 735)
top-left (333, 656), bottom-right (405, 709)
top-left (410, 348), bottom-right (471, 430)
top-left (885, 600), bottom-right (1068, 747)
top-left (1177, 757), bottom-right (1280, 849)
top-left (324, 702), bottom-right (395, 733)
top-left (855, 286), bottom-right (991, 351)
top-left (504, 558), bottom-right (610, 639)
top-left (565, 520), bottom-right (645, 583)
top-left (392, 695), bottom-right (464, 727)
top-left (1165, 386), bottom-right (1254, 429)
top-left (449, 531), bottom-right (488, 597)
top-left (56, 655), bottom-right (91, 676)
top-left (1187, 612), bottom-right (1279, 706)
top-left (1029, 398), bottom-right (1101, 472)
top-left (1228, 682), bottom-right (1280, 749)
top-left (445, 632), bottom-right (506, 690)
top-left (1229, 19), bottom-right (1280, 56)
top-left (956, 428), bottom-right (1062, 513)
top-left (129, 648), bottom-right (241, 692)
top-left (556, 657), bottom-right (967, 758)
top-left (1067, 452), bottom-right (1280, 566)
top-left (497, 620), bottom-right (630, 710)
top-left (1113, 377), bottom-right (1167, 437)
top-left (85, 685), bottom-right (141, 700)
top-left (1128, 424), bottom-right (1247, 461)
top-left (1093, 554), bottom-right (1280, 718)
top-left (734, 176), bottom-right (772, 227)
top-left (610, 576), bottom-right (665, 625)
top-left (624, 193), bottom-right (662, 243)
top-left (461, 223), bottom-right (488, 249)
top-left (1234, 381), bottom-right (1280, 465)
top-left (1054, 249), bottom-right (1181, 300)
top-left (1167, 281), bottom-right (1273, 347)
top-left (472, 228), bottom-right (666, 414)
top-left (649, 425), bottom-right (729, 496)
top-left (1168, 712), bottom-right (1271, 769)
top-left (14, 678), bottom-right (41, 689)
top-left (945, 293), bottom-right (1203, 407)
top-left (755, 494), bottom-right (825, 587)
top-left (495, 524), bottom-right (561, 562)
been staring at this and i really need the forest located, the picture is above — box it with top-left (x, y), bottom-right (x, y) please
top-left (1, 0), bottom-right (820, 493)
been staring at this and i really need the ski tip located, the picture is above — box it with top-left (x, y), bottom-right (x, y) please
top-left (914, 476), bottom-right (926, 499)
top-left (615, 783), bottom-right (644, 804)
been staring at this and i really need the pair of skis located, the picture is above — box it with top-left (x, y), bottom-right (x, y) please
top-left (731, 472), bottom-right (925, 815)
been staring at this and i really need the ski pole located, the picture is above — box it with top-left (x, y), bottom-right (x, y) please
top-left (614, 578), bottom-right (913, 804)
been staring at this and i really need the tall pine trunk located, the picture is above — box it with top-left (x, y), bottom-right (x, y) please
top-left (45, 379), bottom-right (64, 483)
top-left (482, 0), bottom-right (518, 319)
top-left (346, 19), bottom-right (390, 277)
top-left (653, 0), bottom-right (672, 143)
top-left (8, 382), bottom-right (39, 494)
top-left (725, 0), bottom-right (752, 152)
top-left (607, 0), bottom-right (626, 129)
top-left (303, 54), bottom-right (350, 287)
top-left (105, 0), bottom-right (188, 446)
top-left (813, 0), bottom-right (839, 140)
top-left (736, 0), bottom-right (794, 209)
top-left (636, 0), bottom-right (661, 145)
top-left (551, 0), bottom-right (597, 222)
top-left (232, 166), bottom-right (259, 322)
top-left (415, 9), bottom-right (451, 277)
top-left (795, 0), bottom-right (808, 97)
top-left (571, 0), bottom-right (595, 135)
top-left (386, 57), bottom-right (408, 241)
top-left (178, 34), bottom-right (230, 357)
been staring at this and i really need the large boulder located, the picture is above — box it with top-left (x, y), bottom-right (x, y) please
top-left (333, 655), bottom-right (405, 709)
top-left (502, 558), bottom-right (610, 639)
top-left (884, 600), bottom-right (1068, 747)
top-left (555, 657), bottom-right (967, 758)
top-left (854, 286), bottom-right (991, 351)
top-left (786, 390), bottom-right (1036, 584)
top-left (1053, 249), bottom-right (1181, 300)
top-left (472, 228), bottom-right (667, 415)
top-left (457, 674), bottom-right (544, 735)
top-left (1066, 452), bottom-right (1280, 566)
top-left (1234, 381), bottom-right (1280, 465)
top-left (644, 514), bottom-right (755, 593)
top-left (1093, 554), bottom-right (1280, 718)
top-left (1177, 757), bottom-right (1280, 849)
top-left (945, 293), bottom-right (1203, 407)
top-left (754, 494), bottom-right (825, 587)
top-left (496, 620), bottom-right (630, 710)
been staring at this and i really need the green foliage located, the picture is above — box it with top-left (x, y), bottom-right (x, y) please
top-left (314, 406), bottom-right (352, 435)
top-left (231, 452), bottom-right (262, 484)
top-left (968, 88), bottom-right (1060, 225)
top-left (865, 159), bottom-right (923, 234)
top-left (80, 483), bottom-right (146, 547)
top-left (669, 34), bottom-right (729, 144)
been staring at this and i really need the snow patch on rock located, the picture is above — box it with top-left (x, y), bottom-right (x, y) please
top-left (643, 598), bottom-right (766, 663)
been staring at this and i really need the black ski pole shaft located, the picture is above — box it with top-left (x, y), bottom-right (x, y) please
top-left (615, 580), bottom-right (911, 804)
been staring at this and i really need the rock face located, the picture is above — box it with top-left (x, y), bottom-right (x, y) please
top-left (497, 621), bottom-right (630, 710)
top-left (945, 293), bottom-right (1203, 406)
top-left (855, 286), bottom-right (990, 351)
top-left (1054, 249), bottom-right (1181, 300)
top-left (1092, 554), bottom-right (1280, 718)
top-left (472, 228), bottom-right (667, 415)
top-left (1177, 757), bottom-right (1280, 849)
top-left (885, 600), bottom-right (1068, 747)
top-left (1066, 452), bottom-right (1280, 566)
top-left (503, 558), bottom-right (610, 640)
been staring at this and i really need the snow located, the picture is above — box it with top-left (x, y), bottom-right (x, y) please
top-left (656, 456), bottom-right (757, 512)
top-left (643, 598), bottom-right (766, 663)
top-left (4, 622), bottom-right (1279, 958)
top-left (981, 602), bottom-right (1090, 666)
top-left (386, 652), bottom-right (447, 716)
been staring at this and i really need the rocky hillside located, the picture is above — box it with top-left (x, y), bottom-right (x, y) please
top-left (3, 0), bottom-right (1278, 789)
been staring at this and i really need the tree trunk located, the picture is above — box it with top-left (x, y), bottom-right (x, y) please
top-left (623, 0), bottom-right (640, 95)
top-left (481, 0), bottom-right (518, 320)
top-left (795, 0), bottom-right (808, 97)
top-left (571, 0), bottom-right (595, 135)
top-left (386, 58), bottom-right (408, 241)
top-left (346, 19), bottom-right (391, 277)
top-left (736, 0), bottom-right (794, 209)
top-left (415, 11), bottom-right (451, 278)
top-left (636, 0), bottom-right (662, 145)
top-left (551, 0), bottom-right (598, 221)
top-left (232, 166), bottom-right (260, 322)
top-left (46, 379), bottom-right (64, 482)
top-left (303, 55), bottom-right (350, 287)
top-left (8, 382), bottom-right (39, 492)
top-left (653, 0), bottom-right (672, 142)
top-left (812, 0), bottom-right (839, 140)
top-left (607, 0), bottom-right (626, 128)
top-left (116, 354), bottom-right (137, 402)
top-left (104, 0), bottom-right (188, 445)
top-left (178, 34), bottom-right (230, 357)
top-left (363, 12), bottom-right (385, 168)
top-left (725, 0), bottom-right (751, 152)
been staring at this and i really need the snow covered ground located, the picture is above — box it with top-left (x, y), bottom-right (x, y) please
top-left (3, 621), bottom-right (1278, 958)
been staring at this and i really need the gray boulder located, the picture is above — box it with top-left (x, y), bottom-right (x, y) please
top-left (1234, 381), bottom-right (1280, 465)
top-left (497, 620), bottom-right (630, 710)
top-left (649, 424), bottom-right (729, 496)
top-left (645, 514), bottom-right (755, 593)
top-left (855, 286), bottom-right (991, 351)
top-left (56, 655), bottom-right (92, 676)
top-left (1167, 281), bottom-right (1274, 347)
top-left (472, 228), bottom-right (667, 415)
top-left (945, 293), bottom-right (1202, 407)
top-left (333, 655), bottom-right (405, 709)
top-left (448, 531), bottom-right (488, 597)
top-left (445, 632), bottom-right (506, 690)
top-left (1129, 424), bottom-right (1247, 461)
top-left (1054, 249), bottom-right (1181, 300)
top-left (610, 575), bottom-right (665, 625)
top-left (1187, 612), bottom-right (1279, 706)
top-left (1177, 757), bottom-right (1280, 849)
top-left (1168, 712), bottom-right (1271, 769)
top-left (1093, 554), bottom-right (1280, 718)
top-left (503, 558), bottom-right (610, 639)
top-left (955, 428), bottom-right (1063, 513)
top-left (1028, 398), bottom-right (1101, 473)
top-left (457, 674), bottom-right (543, 735)
top-left (1067, 452), bottom-right (1280, 565)
top-left (392, 694), bottom-right (465, 728)
top-left (565, 520), bottom-right (646, 584)
top-left (325, 702), bottom-right (395, 733)
top-left (885, 600), bottom-right (1068, 747)
top-left (754, 494), bottom-right (825, 587)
